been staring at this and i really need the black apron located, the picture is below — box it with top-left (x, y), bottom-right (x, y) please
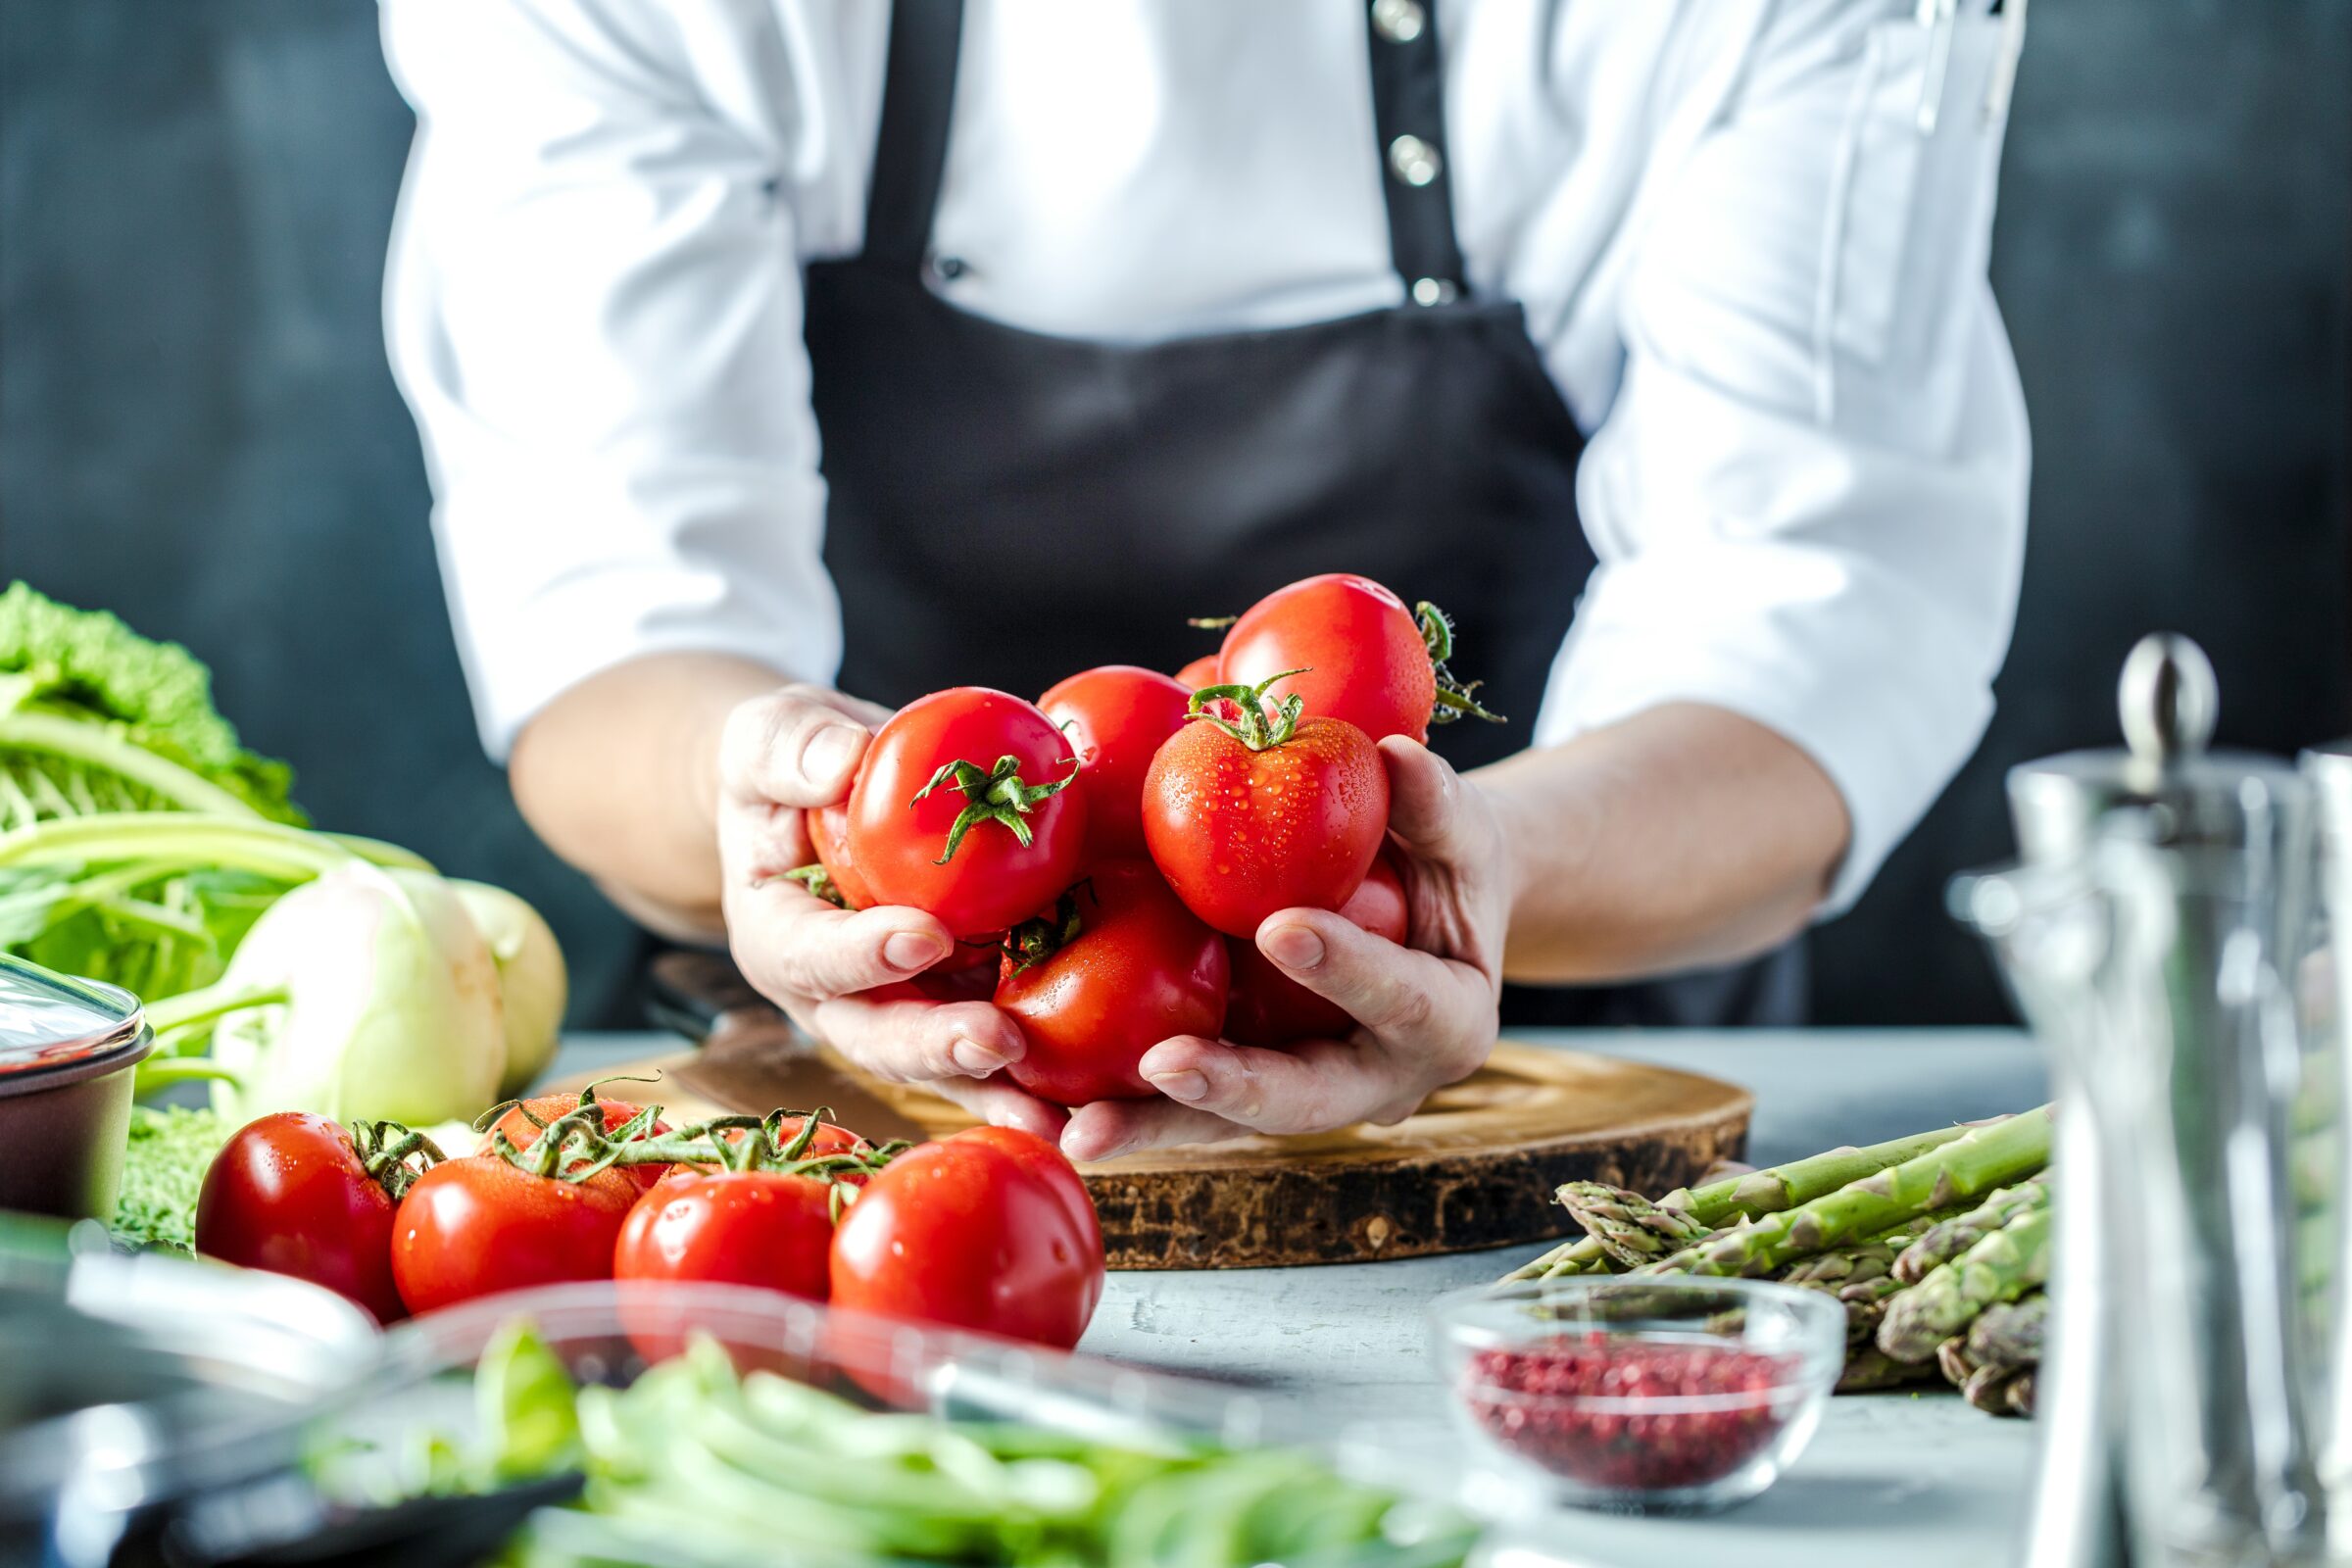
top-left (802, 0), bottom-right (1802, 1028)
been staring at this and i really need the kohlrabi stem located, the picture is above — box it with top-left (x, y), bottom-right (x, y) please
top-left (0, 712), bottom-right (265, 817)
top-left (132, 1056), bottom-right (244, 1095)
top-left (144, 981), bottom-right (292, 1036)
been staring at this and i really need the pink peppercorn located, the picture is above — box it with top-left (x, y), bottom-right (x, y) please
top-left (1459, 1334), bottom-right (1802, 1492)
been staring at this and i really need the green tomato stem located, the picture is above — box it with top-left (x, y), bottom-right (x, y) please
top-left (910, 754), bottom-right (1078, 865)
top-left (1185, 668), bottom-right (1309, 751)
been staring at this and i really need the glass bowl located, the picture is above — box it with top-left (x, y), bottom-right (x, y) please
top-left (1428, 1276), bottom-right (1842, 1517)
top-left (281, 1282), bottom-right (1478, 1568)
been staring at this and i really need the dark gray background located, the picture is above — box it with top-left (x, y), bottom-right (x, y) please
top-left (4, 1), bottom-right (2347, 1028)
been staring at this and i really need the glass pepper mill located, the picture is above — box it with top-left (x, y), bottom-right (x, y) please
top-left (1954, 633), bottom-right (2331, 1566)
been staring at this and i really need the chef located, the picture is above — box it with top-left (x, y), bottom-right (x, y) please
top-left (382, 0), bottom-right (2030, 1159)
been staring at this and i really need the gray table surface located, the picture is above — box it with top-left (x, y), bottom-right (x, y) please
top-left (556, 1027), bottom-right (2051, 1568)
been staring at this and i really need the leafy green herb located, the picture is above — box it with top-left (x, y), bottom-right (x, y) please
top-left (110, 1104), bottom-right (228, 1253)
top-left (0, 580), bottom-right (303, 828)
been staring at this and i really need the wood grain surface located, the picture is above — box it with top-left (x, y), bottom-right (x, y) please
top-left (548, 1029), bottom-right (1752, 1270)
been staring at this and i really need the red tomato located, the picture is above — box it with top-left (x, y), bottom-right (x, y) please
top-left (1141, 688), bottom-right (1391, 939)
top-left (194, 1112), bottom-right (409, 1324)
top-left (828, 1127), bottom-right (1103, 1349)
top-left (1039, 666), bottom-right (1193, 860)
top-left (392, 1155), bottom-right (639, 1315)
top-left (615, 1167), bottom-right (838, 1299)
top-left (491, 1092), bottom-right (673, 1194)
top-left (808, 803), bottom-right (876, 908)
top-left (1225, 848), bottom-right (1409, 1046)
top-left (1219, 573), bottom-right (1446, 744)
top-left (1174, 654), bottom-right (1223, 689)
top-left (846, 688), bottom-right (1088, 938)
top-left (994, 860), bottom-right (1229, 1105)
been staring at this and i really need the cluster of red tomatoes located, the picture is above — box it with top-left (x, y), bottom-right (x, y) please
top-left (811, 572), bottom-right (1494, 1104)
top-left (192, 1095), bottom-right (1105, 1350)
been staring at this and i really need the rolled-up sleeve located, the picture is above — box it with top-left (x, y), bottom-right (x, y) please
top-left (1534, 2), bottom-right (2031, 913)
top-left (380, 0), bottom-right (850, 760)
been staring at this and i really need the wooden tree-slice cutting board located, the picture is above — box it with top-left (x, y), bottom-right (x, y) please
top-left (550, 1006), bottom-right (1752, 1270)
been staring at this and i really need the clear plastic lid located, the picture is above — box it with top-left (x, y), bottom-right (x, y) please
top-left (0, 953), bottom-right (147, 1079)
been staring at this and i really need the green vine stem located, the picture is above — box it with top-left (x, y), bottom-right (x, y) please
top-left (350, 1118), bottom-right (446, 1201)
top-left (783, 864), bottom-right (851, 908)
top-left (1415, 600), bottom-right (1505, 725)
top-left (1184, 668), bottom-right (1309, 751)
top-left (474, 1088), bottom-right (908, 1195)
top-left (910, 754), bottom-right (1077, 864)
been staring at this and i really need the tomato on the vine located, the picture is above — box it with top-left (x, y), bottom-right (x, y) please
top-left (846, 688), bottom-right (1087, 938)
top-left (490, 1090), bottom-right (672, 1194)
top-left (1218, 573), bottom-right (1498, 745)
top-left (1039, 665), bottom-right (1193, 860)
top-left (1142, 675), bottom-right (1391, 939)
top-left (194, 1112), bottom-right (429, 1325)
top-left (1173, 653), bottom-right (1223, 689)
top-left (1225, 847), bottom-right (1408, 1046)
top-left (828, 1126), bottom-right (1103, 1349)
top-left (392, 1155), bottom-right (639, 1314)
top-left (994, 860), bottom-right (1228, 1105)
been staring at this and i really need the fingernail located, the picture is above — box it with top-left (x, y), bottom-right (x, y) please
top-left (884, 932), bottom-right (950, 972)
top-left (1150, 1069), bottom-right (1209, 1103)
top-left (1262, 924), bottom-right (1325, 971)
top-left (802, 723), bottom-right (861, 785)
top-left (952, 1038), bottom-right (1007, 1075)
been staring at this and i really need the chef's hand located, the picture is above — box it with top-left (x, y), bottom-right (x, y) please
top-left (1060, 735), bottom-right (1506, 1161)
top-left (712, 684), bottom-right (1067, 1141)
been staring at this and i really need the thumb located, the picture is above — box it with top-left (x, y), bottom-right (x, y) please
top-left (719, 686), bottom-right (877, 808)
top-left (1378, 735), bottom-right (1475, 863)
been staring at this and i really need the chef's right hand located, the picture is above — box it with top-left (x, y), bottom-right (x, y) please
top-left (712, 685), bottom-right (1065, 1140)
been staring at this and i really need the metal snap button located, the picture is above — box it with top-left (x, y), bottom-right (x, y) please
top-left (1410, 277), bottom-right (1459, 307)
top-left (1388, 134), bottom-right (1442, 187)
top-left (1371, 0), bottom-right (1426, 44)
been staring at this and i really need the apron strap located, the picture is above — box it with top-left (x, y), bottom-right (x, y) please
top-left (862, 0), bottom-right (967, 274)
top-left (1364, 0), bottom-right (1469, 302)
top-left (861, 0), bottom-right (1470, 301)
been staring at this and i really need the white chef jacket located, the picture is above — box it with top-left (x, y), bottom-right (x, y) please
top-left (381, 0), bottom-right (2031, 913)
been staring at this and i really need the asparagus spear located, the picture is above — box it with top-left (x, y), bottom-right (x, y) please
top-left (1962, 1360), bottom-right (2034, 1418)
top-left (1506, 1122), bottom-right (1979, 1282)
top-left (1838, 1275), bottom-right (1907, 1346)
top-left (1838, 1345), bottom-right (1942, 1394)
top-left (1892, 1180), bottom-right (2050, 1285)
top-left (1638, 1106), bottom-right (2055, 1282)
top-left (1936, 1335), bottom-right (1979, 1389)
top-left (1781, 1210), bottom-right (1952, 1289)
top-left (1964, 1292), bottom-right (2048, 1368)
top-left (1552, 1182), bottom-right (1717, 1268)
top-left (1878, 1204), bottom-right (2054, 1362)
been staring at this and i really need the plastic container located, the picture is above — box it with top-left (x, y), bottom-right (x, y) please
top-left (285, 1281), bottom-right (1478, 1568)
top-left (0, 955), bottom-right (154, 1221)
top-left (1429, 1276), bottom-right (1842, 1516)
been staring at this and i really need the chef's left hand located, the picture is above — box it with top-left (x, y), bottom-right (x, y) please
top-left (1059, 735), bottom-right (1508, 1162)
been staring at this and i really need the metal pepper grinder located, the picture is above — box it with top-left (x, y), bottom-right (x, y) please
top-left (1956, 633), bottom-right (2328, 1566)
